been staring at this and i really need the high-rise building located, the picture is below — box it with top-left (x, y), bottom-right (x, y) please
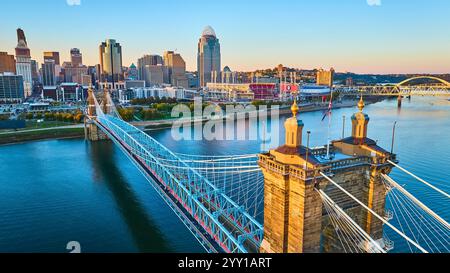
top-left (316, 68), bottom-right (335, 87)
top-left (164, 51), bottom-right (188, 88)
top-left (43, 51), bottom-right (62, 84)
top-left (62, 62), bottom-right (88, 84)
top-left (0, 73), bottom-right (24, 102)
top-left (43, 51), bottom-right (60, 65)
top-left (197, 26), bottom-right (221, 87)
top-left (62, 48), bottom-right (87, 84)
top-left (143, 65), bottom-right (164, 86)
top-left (0, 52), bottom-right (16, 74)
top-left (15, 28), bottom-right (32, 97)
top-left (137, 54), bottom-right (163, 81)
top-left (70, 48), bottom-right (82, 67)
top-left (42, 59), bottom-right (56, 86)
top-left (99, 39), bottom-right (123, 83)
top-left (30, 60), bottom-right (39, 83)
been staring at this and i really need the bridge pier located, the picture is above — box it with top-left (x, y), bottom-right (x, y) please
top-left (397, 95), bottom-right (402, 108)
top-left (258, 98), bottom-right (395, 253)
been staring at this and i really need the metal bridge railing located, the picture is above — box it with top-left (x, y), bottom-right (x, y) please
top-left (96, 114), bottom-right (263, 253)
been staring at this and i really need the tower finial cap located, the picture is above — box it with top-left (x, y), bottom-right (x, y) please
top-left (358, 96), bottom-right (365, 112)
top-left (291, 99), bottom-right (299, 118)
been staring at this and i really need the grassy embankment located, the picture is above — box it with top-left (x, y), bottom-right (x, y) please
top-left (0, 127), bottom-right (84, 145)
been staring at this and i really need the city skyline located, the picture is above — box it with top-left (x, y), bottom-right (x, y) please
top-left (0, 0), bottom-right (450, 74)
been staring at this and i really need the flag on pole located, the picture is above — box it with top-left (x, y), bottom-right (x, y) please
top-left (322, 92), bottom-right (333, 121)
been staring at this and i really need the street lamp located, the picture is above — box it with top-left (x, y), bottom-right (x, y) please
top-left (342, 115), bottom-right (346, 139)
top-left (305, 131), bottom-right (311, 170)
top-left (391, 121), bottom-right (397, 154)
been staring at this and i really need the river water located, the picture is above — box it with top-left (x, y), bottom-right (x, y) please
top-left (0, 97), bottom-right (449, 253)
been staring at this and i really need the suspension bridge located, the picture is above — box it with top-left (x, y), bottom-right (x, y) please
top-left (84, 87), bottom-right (450, 253)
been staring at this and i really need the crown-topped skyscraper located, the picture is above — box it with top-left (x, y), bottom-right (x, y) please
top-left (197, 26), bottom-right (221, 87)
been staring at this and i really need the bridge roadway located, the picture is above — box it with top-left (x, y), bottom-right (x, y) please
top-left (94, 114), bottom-right (263, 253)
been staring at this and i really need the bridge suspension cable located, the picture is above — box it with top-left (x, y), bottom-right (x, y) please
top-left (381, 174), bottom-right (450, 230)
top-left (388, 160), bottom-right (450, 199)
top-left (320, 172), bottom-right (428, 253)
top-left (381, 174), bottom-right (450, 253)
top-left (317, 189), bottom-right (386, 253)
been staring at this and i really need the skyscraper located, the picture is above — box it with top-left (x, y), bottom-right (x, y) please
top-left (15, 28), bottom-right (32, 97)
top-left (43, 51), bottom-right (61, 84)
top-left (30, 60), bottom-right (39, 83)
top-left (99, 39), bottom-right (123, 83)
top-left (63, 48), bottom-right (87, 84)
top-left (197, 26), bottom-right (221, 87)
top-left (42, 59), bottom-right (56, 86)
top-left (164, 51), bottom-right (188, 88)
top-left (43, 51), bottom-right (60, 65)
top-left (70, 48), bottom-right (83, 67)
top-left (137, 54), bottom-right (163, 81)
top-left (143, 65), bottom-right (164, 86)
top-left (0, 52), bottom-right (16, 74)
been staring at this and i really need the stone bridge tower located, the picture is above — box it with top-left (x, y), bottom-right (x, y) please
top-left (84, 86), bottom-right (108, 141)
top-left (258, 97), bottom-right (396, 253)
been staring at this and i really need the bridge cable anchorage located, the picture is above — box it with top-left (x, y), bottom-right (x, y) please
top-left (319, 172), bottom-right (429, 253)
top-left (381, 174), bottom-right (450, 230)
top-left (316, 189), bottom-right (386, 253)
top-left (387, 160), bottom-right (450, 199)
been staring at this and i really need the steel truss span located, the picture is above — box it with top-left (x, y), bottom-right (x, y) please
top-left (336, 76), bottom-right (450, 97)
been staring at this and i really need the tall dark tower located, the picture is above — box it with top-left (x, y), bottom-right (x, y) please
top-left (17, 28), bottom-right (27, 45)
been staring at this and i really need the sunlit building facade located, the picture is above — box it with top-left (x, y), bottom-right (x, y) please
top-left (15, 28), bottom-right (32, 97)
top-left (99, 39), bottom-right (123, 83)
top-left (197, 26), bottom-right (221, 87)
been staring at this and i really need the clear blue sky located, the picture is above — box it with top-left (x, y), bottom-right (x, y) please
top-left (1, 0), bottom-right (449, 74)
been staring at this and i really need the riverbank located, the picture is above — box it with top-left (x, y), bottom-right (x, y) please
top-left (0, 98), bottom-right (380, 144)
top-left (0, 127), bottom-right (85, 145)
top-left (136, 99), bottom-right (379, 131)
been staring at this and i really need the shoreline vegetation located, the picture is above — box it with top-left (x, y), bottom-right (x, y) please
top-left (136, 98), bottom-right (378, 130)
top-left (0, 98), bottom-right (381, 145)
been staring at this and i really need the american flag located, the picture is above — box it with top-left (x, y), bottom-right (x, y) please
top-left (322, 92), bottom-right (333, 121)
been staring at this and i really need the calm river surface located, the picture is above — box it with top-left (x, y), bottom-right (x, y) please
top-left (0, 97), bottom-right (449, 252)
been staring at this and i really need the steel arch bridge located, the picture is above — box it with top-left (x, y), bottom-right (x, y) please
top-left (336, 76), bottom-right (450, 97)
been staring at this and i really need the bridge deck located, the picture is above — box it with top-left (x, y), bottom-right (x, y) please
top-left (95, 115), bottom-right (263, 253)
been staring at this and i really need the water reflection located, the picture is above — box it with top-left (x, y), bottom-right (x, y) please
top-left (88, 141), bottom-right (171, 252)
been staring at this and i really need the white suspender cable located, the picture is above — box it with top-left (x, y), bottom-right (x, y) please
top-left (388, 160), bottom-right (450, 199)
top-left (316, 188), bottom-right (386, 253)
top-left (382, 174), bottom-right (450, 230)
top-left (320, 172), bottom-right (428, 253)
